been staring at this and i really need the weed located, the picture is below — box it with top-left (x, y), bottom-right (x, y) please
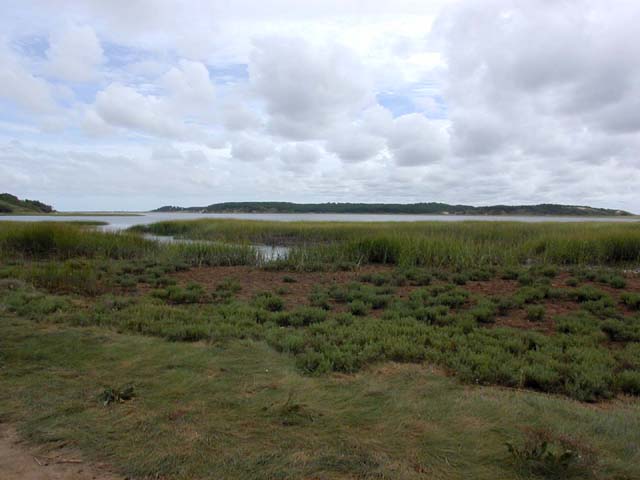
top-left (506, 428), bottom-right (594, 478)
top-left (98, 384), bottom-right (135, 406)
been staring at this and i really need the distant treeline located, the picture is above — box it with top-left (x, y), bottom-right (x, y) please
top-left (0, 193), bottom-right (54, 213)
top-left (154, 202), bottom-right (632, 216)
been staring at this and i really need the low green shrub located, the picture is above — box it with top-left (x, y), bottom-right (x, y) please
top-left (470, 300), bottom-right (497, 323)
top-left (621, 292), bottom-right (640, 310)
top-left (526, 305), bottom-right (546, 322)
top-left (152, 282), bottom-right (205, 304)
top-left (253, 292), bottom-right (285, 312)
top-left (349, 300), bottom-right (369, 316)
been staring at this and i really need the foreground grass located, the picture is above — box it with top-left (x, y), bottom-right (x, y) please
top-left (1, 317), bottom-right (639, 479)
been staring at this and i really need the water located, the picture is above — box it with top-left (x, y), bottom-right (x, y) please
top-left (142, 233), bottom-right (289, 261)
top-left (1, 211), bottom-right (638, 231)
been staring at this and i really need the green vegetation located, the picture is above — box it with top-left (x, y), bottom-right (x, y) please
top-left (133, 218), bottom-right (640, 268)
top-left (1, 219), bottom-right (640, 478)
top-left (0, 192), bottom-right (54, 213)
top-left (154, 201), bottom-right (633, 216)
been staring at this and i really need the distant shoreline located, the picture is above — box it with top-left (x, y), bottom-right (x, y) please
top-left (0, 212), bottom-right (144, 217)
top-left (154, 202), bottom-right (634, 217)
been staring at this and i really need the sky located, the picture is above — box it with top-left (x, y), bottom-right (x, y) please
top-left (1, 0), bottom-right (639, 212)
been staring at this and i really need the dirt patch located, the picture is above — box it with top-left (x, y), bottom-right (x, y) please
top-left (0, 424), bottom-right (119, 480)
top-left (170, 265), bottom-right (394, 309)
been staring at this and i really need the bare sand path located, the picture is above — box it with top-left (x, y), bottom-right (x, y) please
top-left (0, 424), bottom-right (120, 480)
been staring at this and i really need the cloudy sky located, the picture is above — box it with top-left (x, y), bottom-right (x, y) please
top-left (1, 0), bottom-right (639, 211)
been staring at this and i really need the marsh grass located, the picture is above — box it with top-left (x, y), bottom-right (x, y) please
top-left (133, 219), bottom-right (640, 268)
top-left (0, 222), bottom-right (260, 266)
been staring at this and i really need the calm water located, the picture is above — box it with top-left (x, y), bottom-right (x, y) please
top-left (1, 211), bottom-right (639, 230)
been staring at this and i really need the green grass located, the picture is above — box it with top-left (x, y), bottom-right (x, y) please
top-left (0, 222), bottom-right (260, 266)
top-left (132, 219), bottom-right (640, 268)
top-left (1, 317), bottom-right (639, 480)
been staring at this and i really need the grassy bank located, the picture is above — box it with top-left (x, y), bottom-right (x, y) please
top-left (132, 219), bottom-right (640, 268)
top-left (1, 220), bottom-right (640, 478)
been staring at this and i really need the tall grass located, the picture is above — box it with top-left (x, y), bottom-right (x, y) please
top-left (133, 219), bottom-right (640, 268)
top-left (0, 222), bottom-right (259, 266)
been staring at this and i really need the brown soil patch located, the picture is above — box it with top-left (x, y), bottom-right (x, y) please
top-left (168, 266), bottom-right (638, 333)
top-left (170, 265), bottom-right (394, 309)
top-left (0, 424), bottom-right (119, 480)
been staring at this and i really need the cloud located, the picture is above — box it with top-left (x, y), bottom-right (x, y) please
top-left (435, 0), bottom-right (640, 164)
top-left (161, 59), bottom-right (216, 116)
top-left (388, 113), bottom-right (448, 166)
top-left (249, 36), bottom-right (374, 139)
top-left (325, 126), bottom-right (385, 163)
top-left (46, 24), bottom-right (104, 82)
top-left (230, 133), bottom-right (275, 162)
top-left (93, 83), bottom-right (187, 138)
top-left (0, 41), bottom-right (57, 113)
top-left (279, 142), bottom-right (323, 171)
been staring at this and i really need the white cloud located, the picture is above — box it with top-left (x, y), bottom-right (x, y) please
top-left (0, 41), bottom-right (57, 113)
top-left (46, 25), bottom-right (104, 82)
top-left (250, 36), bottom-right (374, 139)
top-left (93, 83), bottom-right (187, 138)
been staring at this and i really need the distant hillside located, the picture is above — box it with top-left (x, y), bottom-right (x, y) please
top-left (154, 202), bottom-right (633, 216)
top-left (0, 193), bottom-right (54, 214)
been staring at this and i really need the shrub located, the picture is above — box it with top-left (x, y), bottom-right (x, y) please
top-left (616, 370), bottom-right (640, 395)
top-left (621, 292), bottom-right (640, 310)
top-left (470, 300), bottom-right (497, 324)
top-left (526, 305), bottom-right (546, 322)
top-left (253, 292), bottom-right (285, 312)
top-left (569, 286), bottom-right (608, 303)
top-left (349, 300), bottom-right (368, 316)
top-left (277, 307), bottom-right (328, 327)
top-left (581, 297), bottom-right (618, 319)
top-left (282, 275), bottom-right (297, 283)
top-left (469, 268), bottom-right (493, 281)
top-left (152, 283), bottom-right (205, 304)
top-left (495, 295), bottom-right (519, 315)
top-left (600, 318), bottom-right (640, 342)
top-left (608, 275), bottom-right (626, 289)
top-left (555, 312), bottom-right (600, 335)
top-left (452, 273), bottom-right (468, 285)
top-left (412, 305), bottom-right (449, 324)
top-left (515, 286), bottom-right (548, 304)
top-left (565, 277), bottom-right (579, 287)
top-left (500, 268), bottom-right (520, 280)
top-left (308, 290), bottom-right (331, 310)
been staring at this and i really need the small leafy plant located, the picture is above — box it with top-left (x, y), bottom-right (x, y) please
top-left (98, 384), bottom-right (135, 406)
top-left (506, 428), bottom-right (593, 478)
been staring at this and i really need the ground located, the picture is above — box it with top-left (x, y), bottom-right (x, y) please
top-left (0, 424), bottom-right (119, 480)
